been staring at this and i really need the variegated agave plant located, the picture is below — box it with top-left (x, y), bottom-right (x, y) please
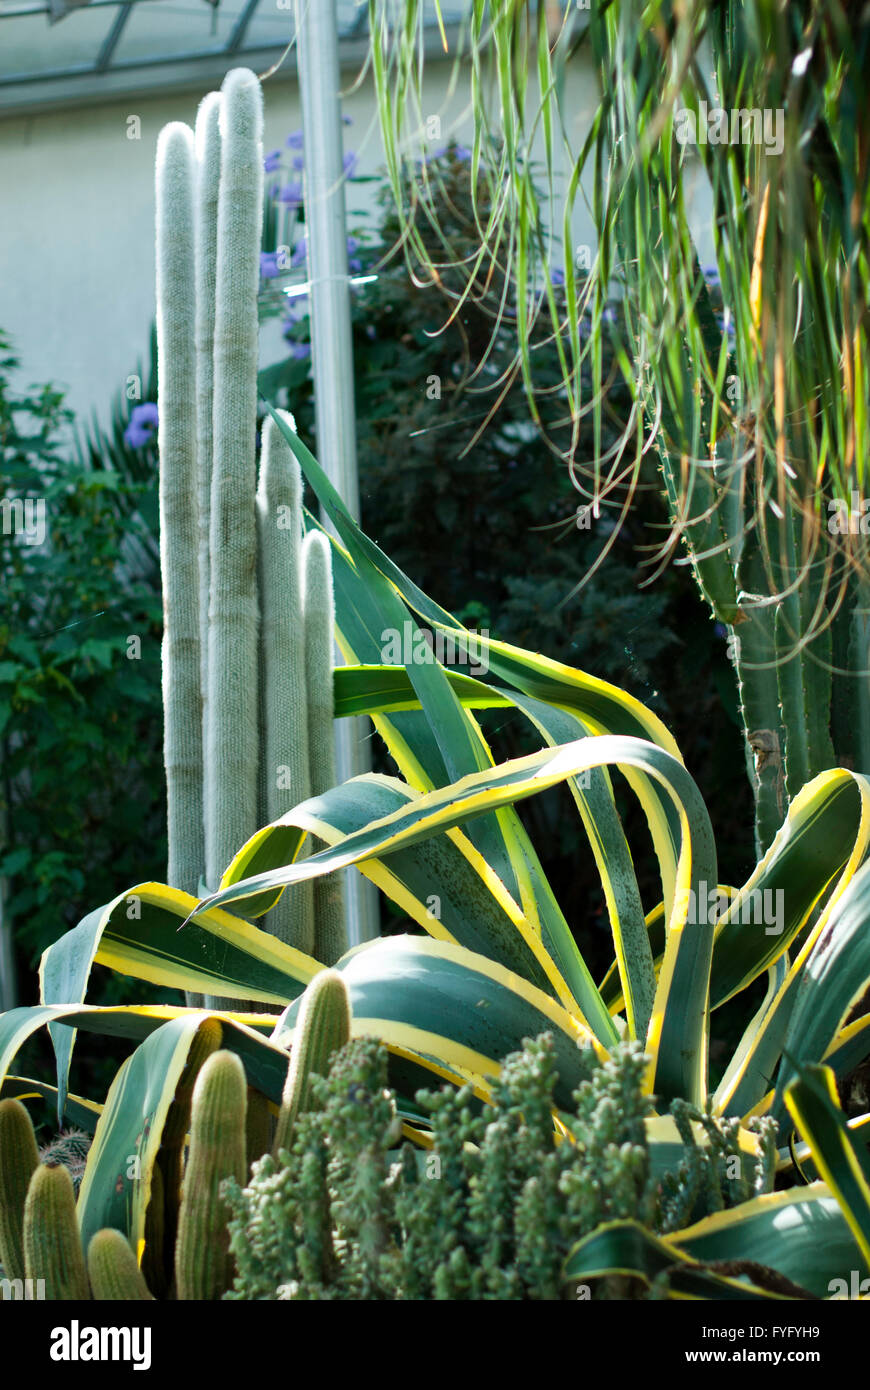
top-left (2, 414), bottom-right (870, 1299)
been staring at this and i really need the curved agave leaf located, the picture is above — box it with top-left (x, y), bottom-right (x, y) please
top-left (784, 1064), bottom-right (870, 1267)
top-left (195, 733), bottom-right (716, 1102)
top-left (76, 1013), bottom-right (289, 1255)
top-left (770, 859), bottom-right (870, 1119)
top-left (39, 882), bottom-right (321, 1117)
top-left (222, 772), bottom-right (576, 1010)
top-left (670, 1183), bottom-right (868, 1300)
top-left (273, 933), bottom-right (593, 1110)
top-left (335, 664), bottom-right (655, 1040)
top-left (0, 1077), bottom-right (102, 1133)
top-left (276, 409), bottom-right (686, 923)
top-left (715, 795), bottom-right (870, 1120)
top-left (0, 1003), bottom-right (274, 1125)
top-left (563, 1220), bottom-right (787, 1300)
top-left (711, 770), bottom-right (870, 1008)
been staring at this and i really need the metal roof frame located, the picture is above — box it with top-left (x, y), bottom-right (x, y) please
top-left (0, 1), bottom-right (462, 116)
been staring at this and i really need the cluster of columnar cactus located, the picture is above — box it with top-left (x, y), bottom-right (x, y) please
top-left (0, 971), bottom-right (353, 1300)
top-left (156, 67), bottom-right (346, 1007)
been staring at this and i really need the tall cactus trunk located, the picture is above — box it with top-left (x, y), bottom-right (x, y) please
top-left (203, 69), bottom-right (264, 1010)
top-left (156, 122), bottom-right (204, 903)
top-left (303, 532), bottom-right (347, 966)
top-left (256, 413), bottom-right (314, 953)
top-left (186, 92), bottom-right (222, 1009)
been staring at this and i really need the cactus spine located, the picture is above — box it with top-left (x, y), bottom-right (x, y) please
top-left (23, 1164), bottom-right (90, 1300)
top-left (88, 1229), bottom-right (154, 1301)
top-left (303, 532), bottom-right (347, 966)
top-left (155, 71), bottom-right (350, 1006)
top-left (175, 1049), bottom-right (247, 1300)
top-left (0, 1098), bottom-right (39, 1282)
top-left (273, 969), bottom-right (351, 1157)
top-left (156, 122), bottom-right (204, 904)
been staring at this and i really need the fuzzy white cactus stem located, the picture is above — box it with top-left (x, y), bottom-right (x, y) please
top-left (256, 412), bottom-right (314, 953)
top-left (203, 69), bottom-right (263, 1007)
top-left (194, 93), bottom-right (222, 793)
top-left (302, 531), bottom-right (347, 966)
top-left (156, 122), bottom-right (203, 901)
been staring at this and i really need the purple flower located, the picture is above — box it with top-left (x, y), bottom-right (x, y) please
top-left (550, 268), bottom-right (565, 287)
top-left (342, 114), bottom-right (353, 125)
top-left (348, 259), bottom-right (363, 273)
top-left (291, 237), bottom-right (308, 268)
top-left (264, 149), bottom-right (282, 172)
top-left (291, 155), bottom-right (304, 171)
top-left (278, 182), bottom-right (303, 207)
top-left (260, 251), bottom-right (282, 279)
top-left (454, 144), bottom-right (471, 161)
top-left (702, 264), bottom-right (721, 287)
top-left (123, 402), bottom-right (158, 449)
top-left (288, 342), bottom-right (311, 360)
top-left (286, 129), bottom-right (304, 148)
top-left (343, 151), bottom-right (358, 177)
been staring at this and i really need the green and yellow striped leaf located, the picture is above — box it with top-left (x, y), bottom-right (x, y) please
top-left (784, 1064), bottom-right (870, 1266)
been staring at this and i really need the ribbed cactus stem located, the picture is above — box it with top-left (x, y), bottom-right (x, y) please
top-left (302, 532), bottom-right (347, 966)
top-left (150, 1017), bottom-right (222, 1296)
top-left (175, 1049), bottom-right (247, 1300)
top-left (203, 68), bottom-right (263, 1007)
top-left (273, 969), bottom-right (351, 1157)
top-left (157, 121), bottom-right (204, 903)
top-left (23, 1164), bottom-right (90, 1301)
top-left (256, 412), bottom-right (314, 953)
top-left (194, 91), bottom-right (222, 773)
top-left (0, 1098), bottom-right (39, 1282)
top-left (88, 1229), bottom-right (154, 1301)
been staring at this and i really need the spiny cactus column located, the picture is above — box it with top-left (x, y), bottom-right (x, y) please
top-left (273, 968), bottom-right (351, 1157)
top-left (156, 69), bottom-right (350, 1002)
top-left (202, 68), bottom-right (263, 1008)
top-left (156, 121), bottom-right (203, 903)
top-left (88, 1229), bottom-right (154, 1301)
top-left (175, 1049), bottom-right (247, 1300)
top-left (0, 1097), bottom-right (39, 1282)
top-left (256, 412), bottom-right (313, 954)
top-left (23, 1164), bottom-right (91, 1300)
top-left (303, 531), bottom-right (347, 966)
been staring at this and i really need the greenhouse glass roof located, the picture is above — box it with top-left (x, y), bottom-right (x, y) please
top-left (0, 0), bottom-right (466, 113)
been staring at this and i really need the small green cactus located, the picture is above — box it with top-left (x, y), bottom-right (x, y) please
top-left (175, 1048), bottom-right (247, 1300)
top-left (0, 1098), bottom-right (40, 1283)
top-left (272, 969), bottom-right (352, 1158)
top-left (88, 1229), bottom-right (154, 1301)
top-left (23, 1163), bottom-right (90, 1301)
top-left (38, 1127), bottom-right (92, 1196)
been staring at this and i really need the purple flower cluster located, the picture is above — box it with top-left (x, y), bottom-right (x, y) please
top-left (123, 402), bottom-right (158, 449)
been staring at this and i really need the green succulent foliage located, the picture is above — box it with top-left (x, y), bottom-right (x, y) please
top-left (0, 334), bottom-right (163, 983)
top-left (223, 1032), bottom-right (779, 1302)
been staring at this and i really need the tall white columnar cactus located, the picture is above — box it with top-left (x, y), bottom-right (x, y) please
top-left (156, 122), bottom-right (203, 901)
top-left (156, 69), bottom-right (350, 1006)
top-left (193, 93), bottom-right (222, 771)
top-left (303, 531), bottom-right (346, 967)
top-left (256, 412), bottom-right (314, 954)
top-left (204, 68), bottom-right (263, 901)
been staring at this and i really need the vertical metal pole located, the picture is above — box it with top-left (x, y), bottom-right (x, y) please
top-left (295, 0), bottom-right (379, 946)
